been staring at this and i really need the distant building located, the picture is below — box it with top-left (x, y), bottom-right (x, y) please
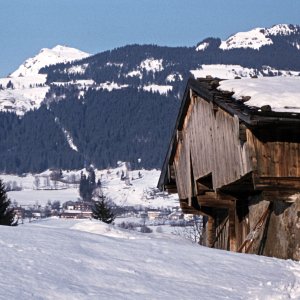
top-left (61, 200), bottom-right (92, 219)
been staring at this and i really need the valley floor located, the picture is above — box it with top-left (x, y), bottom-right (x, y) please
top-left (1, 218), bottom-right (299, 300)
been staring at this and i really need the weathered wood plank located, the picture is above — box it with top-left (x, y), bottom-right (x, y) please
top-left (197, 193), bottom-right (236, 208)
top-left (254, 176), bottom-right (300, 191)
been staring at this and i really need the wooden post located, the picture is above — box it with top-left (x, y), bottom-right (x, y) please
top-left (229, 207), bottom-right (237, 251)
top-left (206, 216), bottom-right (216, 247)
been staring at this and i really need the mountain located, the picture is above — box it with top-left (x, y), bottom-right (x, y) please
top-left (10, 45), bottom-right (90, 78)
top-left (0, 24), bottom-right (299, 174)
top-left (1, 24), bottom-right (300, 116)
top-left (218, 24), bottom-right (300, 50)
top-left (0, 45), bottom-right (90, 115)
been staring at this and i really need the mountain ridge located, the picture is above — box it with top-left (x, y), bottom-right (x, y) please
top-left (0, 23), bottom-right (300, 173)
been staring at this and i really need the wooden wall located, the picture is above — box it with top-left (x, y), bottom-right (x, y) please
top-left (247, 130), bottom-right (300, 177)
top-left (173, 94), bottom-right (253, 199)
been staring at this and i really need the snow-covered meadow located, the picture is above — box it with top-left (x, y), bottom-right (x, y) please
top-left (1, 166), bottom-right (300, 299)
top-left (2, 165), bottom-right (178, 209)
top-left (1, 218), bottom-right (299, 299)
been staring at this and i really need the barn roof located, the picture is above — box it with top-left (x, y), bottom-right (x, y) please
top-left (219, 77), bottom-right (300, 114)
top-left (158, 77), bottom-right (300, 190)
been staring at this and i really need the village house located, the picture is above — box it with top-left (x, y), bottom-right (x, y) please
top-left (147, 210), bottom-right (161, 221)
top-left (61, 201), bottom-right (92, 219)
top-left (158, 77), bottom-right (300, 260)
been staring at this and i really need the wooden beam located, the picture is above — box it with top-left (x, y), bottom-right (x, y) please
top-left (180, 199), bottom-right (213, 217)
top-left (254, 176), bottom-right (300, 191)
top-left (164, 184), bottom-right (178, 194)
top-left (197, 192), bottom-right (236, 208)
top-left (196, 182), bottom-right (212, 194)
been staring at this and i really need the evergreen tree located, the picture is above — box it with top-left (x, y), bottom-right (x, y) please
top-left (0, 179), bottom-right (17, 226)
top-left (79, 167), bottom-right (97, 201)
top-left (79, 172), bottom-right (89, 201)
top-left (87, 167), bottom-right (96, 191)
top-left (92, 194), bottom-right (115, 224)
top-left (6, 80), bottom-right (14, 89)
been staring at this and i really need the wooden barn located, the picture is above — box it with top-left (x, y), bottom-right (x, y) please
top-left (158, 77), bottom-right (300, 260)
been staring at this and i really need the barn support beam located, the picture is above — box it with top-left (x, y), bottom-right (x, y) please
top-left (228, 206), bottom-right (237, 251)
top-left (206, 216), bottom-right (216, 247)
top-left (253, 176), bottom-right (300, 191)
top-left (180, 198), bottom-right (213, 217)
top-left (196, 192), bottom-right (236, 208)
top-left (196, 192), bottom-right (238, 251)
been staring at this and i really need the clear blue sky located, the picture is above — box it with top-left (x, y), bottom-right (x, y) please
top-left (1, 0), bottom-right (300, 77)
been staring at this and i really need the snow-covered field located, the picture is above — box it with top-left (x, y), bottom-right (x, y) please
top-left (1, 167), bottom-right (300, 299)
top-left (2, 165), bottom-right (178, 209)
top-left (1, 218), bottom-right (299, 299)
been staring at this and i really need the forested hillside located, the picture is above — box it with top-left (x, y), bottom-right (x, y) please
top-left (0, 89), bottom-right (179, 173)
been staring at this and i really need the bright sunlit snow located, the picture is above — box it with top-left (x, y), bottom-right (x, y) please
top-left (126, 70), bottom-right (143, 78)
top-left (0, 46), bottom-right (90, 115)
top-left (219, 24), bottom-right (299, 51)
top-left (3, 166), bottom-right (178, 209)
top-left (10, 45), bottom-right (90, 78)
top-left (0, 75), bottom-right (49, 115)
top-left (166, 73), bottom-right (183, 82)
top-left (143, 84), bottom-right (173, 95)
top-left (0, 218), bottom-right (299, 299)
top-left (266, 24), bottom-right (297, 36)
top-left (220, 28), bottom-right (273, 50)
top-left (98, 81), bottom-right (129, 92)
top-left (196, 42), bottom-right (209, 51)
top-left (191, 64), bottom-right (300, 80)
top-left (140, 58), bottom-right (163, 73)
top-left (191, 64), bottom-right (258, 79)
top-left (218, 77), bottom-right (300, 113)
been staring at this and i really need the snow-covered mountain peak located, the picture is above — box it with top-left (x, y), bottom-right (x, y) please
top-left (219, 24), bottom-right (300, 51)
top-left (10, 45), bottom-right (90, 78)
top-left (0, 45), bottom-right (90, 115)
top-left (220, 27), bottom-right (273, 50)
top-left (265, 24), bottom-right (299, 36)
top-left (196, 42), bottom-right (209, 51)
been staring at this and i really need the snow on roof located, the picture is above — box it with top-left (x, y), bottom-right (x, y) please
top-left (218, 77), bottom-right (300, 113)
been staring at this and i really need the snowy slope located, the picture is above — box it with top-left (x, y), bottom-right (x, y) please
top-left (218, 77), bottom-right (300, 113)
top-left (0, 218), bottom-right (299, 299)
top-left (0, 45), bottom-right (90, 115)
top-left (191, 64), bottom-right (300, 80)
